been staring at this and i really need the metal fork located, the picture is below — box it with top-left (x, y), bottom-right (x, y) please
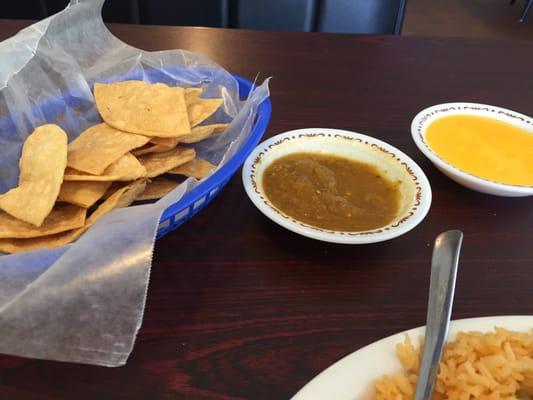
top-left (414, 230), bottom-right (463, 400)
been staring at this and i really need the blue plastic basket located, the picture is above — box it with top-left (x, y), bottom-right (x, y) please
top-left (156, 75), bottom-right (271, 238)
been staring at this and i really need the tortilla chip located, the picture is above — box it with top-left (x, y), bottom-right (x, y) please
top-left (63, 153), bottom-right (146, 181)
top-left (57, 181), bottom-right (112, 208)
top-left (94, 81), bottom-right (191, 137)
top-left (0, 205), bottom-right (86, 239)
top-left (0, 124), bottom-right (67, 227)
top-left (0, 180), bottom-right (146, 253)
top-left (138, 147), bottom-right (196, 178)
top-left (136, 177), bottom-right (180, 201)
top-left (187, 98), bottom-right (223, 127)
top-left (92, 179), bottom-right (147, 213)
top-left (150, 136), bottom-right (181, 147)
top-left (184, 87), bottom-right (203, 103)
top-left (0, 223), bottom-right (83, 254)
top-left (179, 123), bottom-right (229, 144)
top-left (132, 143), bottom-right (174, 157)
top-left (67, 123), bottom-right (150, 174)
top-left (101, 182), bottom-right (125, 200)
top-left (168, 158), bottom-right (216, 179)
top-left (87, 182), bottom-right (140, 222)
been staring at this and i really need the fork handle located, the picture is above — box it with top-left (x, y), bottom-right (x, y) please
top-left (414, 230), bottom-right (463, 400)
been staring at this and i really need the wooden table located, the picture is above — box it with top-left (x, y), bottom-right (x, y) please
top-left (0, 20), bottom-right (532, 400)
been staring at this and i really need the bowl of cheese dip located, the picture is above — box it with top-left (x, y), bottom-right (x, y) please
top-left (411, 103), bottom-right (533, 197)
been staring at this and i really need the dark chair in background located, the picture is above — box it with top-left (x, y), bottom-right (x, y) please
top-left (1, 0), bottom-right (407, 34)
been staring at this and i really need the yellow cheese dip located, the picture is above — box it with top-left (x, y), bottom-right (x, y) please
top-left (425, 115), bottom-right (533, 186)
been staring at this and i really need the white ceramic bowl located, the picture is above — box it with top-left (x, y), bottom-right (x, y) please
top-left (242, 128), bottom-right (432, 244)
top-left (411, 102), bottom-right (533, 197)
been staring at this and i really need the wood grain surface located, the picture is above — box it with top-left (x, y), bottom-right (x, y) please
top-left (0, 20), bottom-right (532, 400)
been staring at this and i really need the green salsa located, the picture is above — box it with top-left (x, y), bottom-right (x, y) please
top-left (262, 153), bottom-right (399, 231)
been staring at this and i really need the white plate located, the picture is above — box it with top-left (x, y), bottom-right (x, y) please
top-left (292, 315), bottom-right (533, 400)
top-left (242, 128), bottom-right (432, 244)
top-left (411, 103), bottom-right (533, 197)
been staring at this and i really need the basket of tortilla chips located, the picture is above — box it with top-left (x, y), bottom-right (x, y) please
top-left (0, 0), bottom-right (270, 367)
top-left (0, 21), bottom-right (271, 254)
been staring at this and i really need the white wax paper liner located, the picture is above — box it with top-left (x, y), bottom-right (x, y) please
top-left (0, 0), bottom-right (269, 366)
